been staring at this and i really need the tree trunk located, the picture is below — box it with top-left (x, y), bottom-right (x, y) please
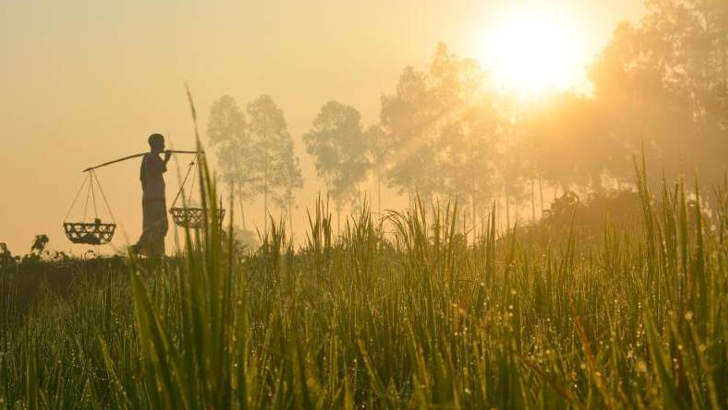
top-left (263, 150), bottom-right (269, 238)
top-left (377, 173), bottom-right (382, 217)
top-left (264, 179), bottom-right (268, 238)
top-left (531, 177), bottom-right (536, 225)
top-left (463, 207), bottom-right (467, 244)
top-left (336, 206), bottom-right (341, 235)
top-left (471, 195), bottom-right (476, 242)
top-left (237, 186), bottom-right (247, 231)
top-left (722, 33), bottom-right (727, 92)
top-left (505, 185), bottom-right (511, 230)
top-left (539, 175), bottom-right (544, 218)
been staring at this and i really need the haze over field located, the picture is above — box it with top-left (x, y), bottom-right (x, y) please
top-left (0, 0), bottom-right (646, 253)
top-left (4, 2), bottom-right (728, 409)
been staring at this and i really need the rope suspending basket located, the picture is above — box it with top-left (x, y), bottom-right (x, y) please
top-left (62, 137), bottom-right (202, 245)
top-left (63, 170), bottom-right (117, 245)
top-left (62, 147), bottom-right (213, 245)
top-left (170, 156), bottom-right (225, 229)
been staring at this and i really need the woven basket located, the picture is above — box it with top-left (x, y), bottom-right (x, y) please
top-left (63, 221), bottom-right (116, 245)
top-left (169, 207), bottom-right (225, 229)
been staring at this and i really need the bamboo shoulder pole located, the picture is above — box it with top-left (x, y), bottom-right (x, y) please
top-left (82, 150), bottom-right (200, 172)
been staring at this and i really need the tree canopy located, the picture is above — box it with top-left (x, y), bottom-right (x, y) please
top-left (303, 101), bottom-right (371, 209)
top-left (207, 94), bottom-right (302, 234)
top-left (207, 0), bottom-right (727, 232)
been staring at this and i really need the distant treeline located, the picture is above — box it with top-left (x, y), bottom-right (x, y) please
top-left (205, 0), bottom-right (727, 231)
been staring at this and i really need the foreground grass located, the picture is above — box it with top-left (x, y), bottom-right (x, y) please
top-left (1, 165), bottom-right (727, 409)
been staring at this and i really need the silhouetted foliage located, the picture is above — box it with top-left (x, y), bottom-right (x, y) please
top-left (303, 101), bottom-right (372, 219)
top-left (208, 95), bottom-right (303, 234)
top-left (587, 0), bottom-right (728, 186)
top-left (0, 243), bottom-right (17, 269)
top-left (541, 190), bottom-right (643, 240)
top-left (206, 95), bottom-right (253, 227)
top-left (380, 44), bottom-right (499, 209)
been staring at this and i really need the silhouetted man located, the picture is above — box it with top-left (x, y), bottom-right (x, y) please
top-left (133, 133), bottom-right (172, 257)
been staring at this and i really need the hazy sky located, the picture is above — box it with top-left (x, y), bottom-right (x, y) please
top-left (0, 0), bottom-right (644, 254)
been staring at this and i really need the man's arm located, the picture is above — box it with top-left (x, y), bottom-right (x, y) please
top-left (146, 153), bottom-right (168, 176)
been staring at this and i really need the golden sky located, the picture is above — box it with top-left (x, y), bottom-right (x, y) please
top-left (0, 0), bottom-right (644, 253)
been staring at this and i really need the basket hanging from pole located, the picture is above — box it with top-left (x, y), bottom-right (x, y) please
top-left (64, 220), bottom-right (116, 245)
top-left (169, 157), bottom-right (225, 229)
top-left (62, 171), bottom-right (117, 245)
top-left (170, 207), bottom-right (225, 229)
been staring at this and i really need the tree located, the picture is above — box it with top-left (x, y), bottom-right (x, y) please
top-left (520, 92), bottom-right (626, 193)
top-left (380, 65), bottom-right (437, 202)
top-left (303, 101), bottom-right (371, 228)
top-left (380, 44), bottom-right (486, 206)
top-left (363, 124), bottom-right (389, 215)
top-left (436, 99), bottom-right (501, 233)
top-left (589, 0), bottom-right (728, 186)
top-left (511, 0), bottom-right (727, 209)
top-left (206, 95), bottom-right (252, 229)
top-left (246, 95), bottom-right (303, 236)
top-left (272, 138), bottom-right (303, 235)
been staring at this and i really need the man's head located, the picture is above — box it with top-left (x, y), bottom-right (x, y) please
top-left (148, 133), bottom-right (165, 153)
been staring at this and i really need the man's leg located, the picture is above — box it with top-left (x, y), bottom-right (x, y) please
top-left (148, 201), bottom-right (168, 258)
top-left (133, 200), bottom-right (152, 255)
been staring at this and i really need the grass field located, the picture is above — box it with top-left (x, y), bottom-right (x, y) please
top-left (1, 161), bottom-right (727, 409)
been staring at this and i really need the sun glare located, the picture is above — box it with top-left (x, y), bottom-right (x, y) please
top-left (479, 8), bottom-right (591, 98)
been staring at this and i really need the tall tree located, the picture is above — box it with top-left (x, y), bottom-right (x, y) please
top-left (206, 95), bottom-right (251, 229)
top-left (380, 44), bottom-right (485, 206)
top-left (303, 101), bottom-right (371, 228)
top-left (246, 95), bottom-right (303, 236)
top-left (520, 92), bottom-right (625, 193)
top-left (437, 100), bottom-right (501, 234)
top-left (380, 65), bottom-right (437, 203)
top-left (589, 0), bottom-right (728, 186)
top-left (272, 139), bottom-right (303, 235)
top-left (364, 124), bottom-right (389, 215)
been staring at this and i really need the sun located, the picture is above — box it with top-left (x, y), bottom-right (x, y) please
top-left (478, 8), bottom-right (591, 98)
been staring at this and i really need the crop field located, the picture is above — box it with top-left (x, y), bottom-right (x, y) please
top-left (3, 0), bottom-right (727, 408)
top-left (1, 164), bottom-right (727, 410)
